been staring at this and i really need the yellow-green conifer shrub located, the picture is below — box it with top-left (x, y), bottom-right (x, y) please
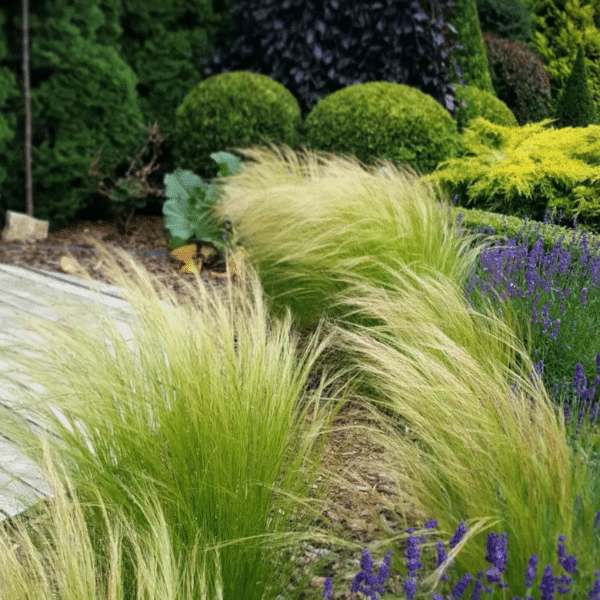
top-left (422, 117), bottom-right (600, 229)
top-left (453, 85), bottom-right (518, 133)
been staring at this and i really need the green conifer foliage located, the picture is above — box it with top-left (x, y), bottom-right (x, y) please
top-left (555, 45), bottom-right (597, 128)
top-left (0, 9), bottom-right (19, 197)
top-left (448, 0), bottom-right (496, 93)
top-left (117, 0), bottom-right (237, 177)
top-left (524, 0), bottom-right (600, 118)
top-left (475, 0), bottom-right (534, 45)
top-left (0, 1), bottom-right (146, 229)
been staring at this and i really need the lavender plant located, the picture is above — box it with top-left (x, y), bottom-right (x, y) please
top-left (463, 210), bottom-right (600, 410)
top-left (324, 519), bottom-right (600, 600)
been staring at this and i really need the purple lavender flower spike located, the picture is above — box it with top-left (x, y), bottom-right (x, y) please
top-left (360, 547), bottom-right (374, 574)
top-left (436, 541), bottom-right (449, 581)
top-left (406, 533), bottom-right (424, 576)
top-left (535, 361), bottom-right (544, 378)
top-left (404, 576), bottom-right (417, 600)
top-left (524, 554), bottom-right (538, 588)
top-left (350, 549), bottom-right (389, 600)
top-left (540, 564), bottom-right (555, 600)
top-left (452, 573), bottom-right (473, 599)
top-left (425, 519), bottom-right (438, 529)
top-left (574, 364), bottom-right (586, 396)
top-left (590, 403), bottom-right (599, 424)
top-left (555, 574), bottom-right (573, 595)
top-left (550, 319), bottom-right (560, 341)
top-left (557, 535), bottom-right (577, 574)
top-left (589, 571), bottom-right (600, 600)
top-left (323, 577), bottom-right (333, 600)
top-left (449, 521), bottom-right (467, 549)
top-left (377, 551), bottom-right (392, 585)
top-left (471, 571), bottom-right (484, 600)
top-left (541, 300), bottom-right (551, 320)
top-left (581, 286), bottom-right (589, 306)
top-left (485, 532), bottom-right (508, 573)
top-left (594, 511), bottom-right (600, 530)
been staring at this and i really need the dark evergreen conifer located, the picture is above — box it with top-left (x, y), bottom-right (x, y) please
top-left (555, 46), bottom-right (597, 128)
top-left (0, 0), bottom-right (146, 228)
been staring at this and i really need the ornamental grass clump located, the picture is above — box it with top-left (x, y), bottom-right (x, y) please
top-left (0, 239), bottom-right (356, 600)
top-left (211, 143), bottom-right (490, 331)
top-left (325, 259), bottom-right (599, 598)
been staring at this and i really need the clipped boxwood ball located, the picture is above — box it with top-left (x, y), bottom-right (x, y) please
top-left (175, 71), bottom-right (302, 179)
top-left (453, 85), bottom-right (518, 133)
top-left (303, 81), bottom-right (463, 175)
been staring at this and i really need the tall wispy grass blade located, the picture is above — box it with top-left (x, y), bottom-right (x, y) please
top-left (326, 260), bottom-right (596, 597)
top-left (0, 240), bottom-right (354, 600)
top-left (212, 143), bottom-right (496, 331)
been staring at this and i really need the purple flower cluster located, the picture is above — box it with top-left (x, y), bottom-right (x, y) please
top-left (462, 210), bottom-right (600, 444)
top-left (323, 519), bottom-right (600, 600)
top-left (465, 216), bottom-right (600, 343)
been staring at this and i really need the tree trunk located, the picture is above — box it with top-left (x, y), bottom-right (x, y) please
top-left (22, 0), bottom-right (33, 217)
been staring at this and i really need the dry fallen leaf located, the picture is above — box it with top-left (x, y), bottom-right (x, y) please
top-left (170, 244), bottom-right (201, 273)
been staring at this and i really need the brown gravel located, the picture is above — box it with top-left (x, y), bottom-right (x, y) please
top-left (0, 213), bottom-right (428, 599)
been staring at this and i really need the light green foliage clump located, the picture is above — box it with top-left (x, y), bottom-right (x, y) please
top-left (0, 240), bottom-right (347, 600)
top-left (175, 71), bottom-right (302, 180)
top-left (525, 0), bottom-right (600, 119)
top-left (447, 0), bottom-right (495, 93)
top-left (303, 82), bottom-right (463, 176)
top-left (555, 45), bottom-right (598, 128)
top-left (330, 263), bottom-right (582, 599)
top-left (453, 85), bottom-right (518, 133)
top-left (213, 143), bottom-right (484, 330)
top-left (422, 117), bottom-right (600, 230)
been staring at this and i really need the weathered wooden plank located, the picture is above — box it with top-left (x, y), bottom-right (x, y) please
top-left (0, 264), bottom-right (144, 524)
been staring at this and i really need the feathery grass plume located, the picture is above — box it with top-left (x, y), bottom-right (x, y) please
top-left (211, 143), bottom-right (497, 331)
top-left (0, 238), bottom-right (358, 600)
top-left (327, 260), bottom-right (596, 598)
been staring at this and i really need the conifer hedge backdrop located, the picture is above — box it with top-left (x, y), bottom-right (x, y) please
top-left (0, 0), bottom-right (599, 231)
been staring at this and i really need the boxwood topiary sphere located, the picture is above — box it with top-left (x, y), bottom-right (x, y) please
top-left (453, 84), bottom-right (518, 133)
top-left (303, 82), bottom-right (463, 176)
top-left (175, 71), bottom-right (302, 179)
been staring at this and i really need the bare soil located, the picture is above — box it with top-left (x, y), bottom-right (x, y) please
top-left (0, 213), bottom-right (424, 598)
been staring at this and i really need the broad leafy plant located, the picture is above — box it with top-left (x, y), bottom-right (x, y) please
top-left (162, 151), bottom-right (242, 252)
